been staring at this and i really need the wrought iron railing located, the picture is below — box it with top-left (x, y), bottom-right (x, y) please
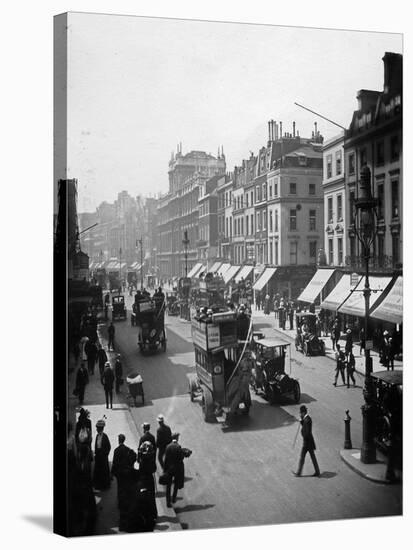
top-left (344, 254), bottom-right (401, 271)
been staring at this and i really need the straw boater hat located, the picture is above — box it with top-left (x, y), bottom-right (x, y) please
top-left (96, 419), bottom-right (106, 428)
top-left (157, 414), bottom-right (164, 422)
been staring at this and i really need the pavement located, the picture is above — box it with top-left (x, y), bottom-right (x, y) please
top-left (68, 315), bottom-right (182, 534)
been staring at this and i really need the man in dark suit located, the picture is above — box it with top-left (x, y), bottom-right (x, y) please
top-left (75, 362), bottom-right (89, 405)
top-left (102, 362), bottom-right (115, 409)
top-left (156, 414), bottom-right (172, 469)
top-left (164, 433), bottom-right (191, 507)
top-left (139, 423), bottom-right (157, 450)
top-left (293, 405), bottom-right (321, 477)
top-left (111, 434), bottom-right (137, 531)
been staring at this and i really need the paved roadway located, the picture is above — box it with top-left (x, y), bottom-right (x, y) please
top-left (101, 295), bottom-right (402, 531)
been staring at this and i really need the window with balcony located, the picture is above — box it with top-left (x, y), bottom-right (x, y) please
top-left (309, 209), bottom-right (316, 231)
top-left (274, 183), bottom-right (278, 197)
top-left (274, 241), bottom-right (279, 265)
top-left (391, 179), bottom-right (399, 218)
top-left (241, 217), bottom-right (244, 235)
top-left (246, 215), bottom-right (249, 235)
top-left (391, 135), bottom-right (399, 161)
top-left (275, 209), bottom-right (279, 232)
top-left (328, 239), bottom-right (334, 265)
top-left (337, 194), bottom-right (343, 221)
top-left (269, 184), bottom-right (273, 198)
top-left (251, 214), bottom-right (254, 233)
top-left (327, 197), bottom-right (333, 223)
top-left (289, 182), bottom-right (297, 195)
top-left (263, 210), bottom-right (267, 230)
top-left (335, 150), bottom-right (342, 175)
top-left (309, 241), bottom-right (317, 261)
top-left (309, 183), bottom-right (316, 195)
top-left (326, 155), bottom-right (332, 178)
top-left (269, 210), bottom-right (273, 232)
top-left (337, 238), bottom-right (343, 265)
top-left (290, 209), bottom-right (297, 231)
top-left (376, 140), bottom-right (385, 166)
top-left (290, 242), bottom-right (298, 265)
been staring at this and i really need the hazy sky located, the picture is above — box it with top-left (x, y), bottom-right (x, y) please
top-left (65, 12), bottom-right (402, 211)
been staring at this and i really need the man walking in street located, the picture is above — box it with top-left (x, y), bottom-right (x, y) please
top-left (102, 361), bottom-right (115, 409)
top-left (346, 351), bottom-right (356, 388)
top-left (115, 354), bottom-right (123, 394)
top-left (97, 344), bottom-right (108, 382)
top-left (156, 414), bottom-right (172, 469)
top-left (293, 405), bottom-right (320, 477)
top-left (334, 343), bottom-right (346, 386)
top-left (108, 322), bottom-right (115, 351)
top-left (75, 362), bottom-right (89, 406)
top-left (164, 433), bottom-right (192, 507)
top-left (111, 434), bottom-right (137, 531)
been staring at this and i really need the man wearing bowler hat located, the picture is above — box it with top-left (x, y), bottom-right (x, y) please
top-left (293, 405), bottom-right (321, 477)
top-left (156, 414), bottom-right (172, 469)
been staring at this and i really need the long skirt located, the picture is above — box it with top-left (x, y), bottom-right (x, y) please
top-left (93, 451), bottom-right (111, 490)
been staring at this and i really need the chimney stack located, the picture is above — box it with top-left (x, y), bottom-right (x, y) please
top-left (314, 122), bottom-right (318, 136)
top-left (280, 122), bottom-right (283, 138)
top-left (275, 123), bottom-right (278, 140)
top-left (268, 121), bottom-right (272, 142)
top-left (271, 120), bottom-right (275, 141)
top-left (293, 121), bottom-right (296, 137)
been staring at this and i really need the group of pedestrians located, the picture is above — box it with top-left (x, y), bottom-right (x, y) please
top-left (333, 328), bottom-right (356, 388)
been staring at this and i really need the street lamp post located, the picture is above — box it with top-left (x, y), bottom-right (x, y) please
top-left (119, 247), bottom-right (122, 294)
top-left (353, 166), bottom-right (378, 464)
top-left (182, 230), bottom-right (190, 278)
top-left (136, 238), bottom-right (143, 290)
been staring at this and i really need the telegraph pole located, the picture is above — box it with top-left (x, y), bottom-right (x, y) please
top-left (119, 247), bottom-right (122, 294)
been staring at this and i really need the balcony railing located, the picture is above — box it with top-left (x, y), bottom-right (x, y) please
top-left (344, 255), bottom-right (401, 271)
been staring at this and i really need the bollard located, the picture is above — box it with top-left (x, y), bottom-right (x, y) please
top-left (344, 409), bottom-right (352, 449)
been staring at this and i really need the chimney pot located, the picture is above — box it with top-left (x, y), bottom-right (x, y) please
top-left (293, 121), bottom-right (296, 137)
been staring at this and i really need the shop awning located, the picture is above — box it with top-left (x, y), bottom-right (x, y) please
top-left (195, 265), bottom-right (208, 278)
top-left (297, 268), bottom-right (336, 304)
top-left (338, 275), bottom-right (393, 317)
top-left (223, 265), bottom-right (241, 284)
top-left (187, 262), bottom-right (203, 278)
top-left (209, 261), bottom-right (222, 274)
top-left (320, 274), bottom-right (362, 311)
top-left (253, 268), bottom-right (277, 291)
top-left (234, 265), bottom-right (254, 283)
top-left (129, 262), bottom-right (143, 270)
top-left (106, 260), bottom-right (127, 271)
top-left (217, 263), bottom-right (231, 277)
top-left (370, 276), bottom-right (403, 325)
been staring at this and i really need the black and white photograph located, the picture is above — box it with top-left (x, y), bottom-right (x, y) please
top-left (3, 2), bottom-right (409, 548)
top-left (53, 10), bottom-right (404, 538)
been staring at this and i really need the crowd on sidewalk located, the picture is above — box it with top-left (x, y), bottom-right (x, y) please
top-left (68, 307), bottom-right (192, 535)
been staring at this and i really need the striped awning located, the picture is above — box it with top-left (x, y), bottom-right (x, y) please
top-left (234, 265), bottom-right (254, 283)
top-left (297, 269), bottom-right (336, 304)
top-left (253, 268), bottom-right (277, 291)
top-left (106, 260), bottom-right (127, 271)
top-left (370, 276), bottom-right (403, 325)
top-left (320, 274), bottom-right (361, 311)
top-left (217, 263), bottom-right (231, 277)
top-left (209, 261), bottom-right (222, 274)
top-left (223, 265), bottom-right (241, 284)
top-left (338, 275), bottom-right (393, 317)
top-left (187, 262), bottom-right (203, 278)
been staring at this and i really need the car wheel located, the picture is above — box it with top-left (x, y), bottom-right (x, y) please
top-left (202, 388), bottom-right (215, 423)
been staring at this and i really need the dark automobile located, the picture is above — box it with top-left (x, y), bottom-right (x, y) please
top-left (295, 312), bottom-right (325, 356)
top-left (250, 337), bottom-right (301, 404)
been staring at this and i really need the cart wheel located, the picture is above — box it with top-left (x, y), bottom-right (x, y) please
top-left (293, 380), bottom-right (301, 404)
top-left (202, 388), bottom-right (215, 422)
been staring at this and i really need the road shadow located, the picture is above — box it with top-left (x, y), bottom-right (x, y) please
top-left (297, 393), bottom-right (317, 404)
top-left (320, 471), bottom-right (337, 479)
top-left (222, 400), bottom-right (297, 432)
top-left (174, 503), bottom-right (215, 513)
top-left (22, 515), bottom-right (53, 532)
